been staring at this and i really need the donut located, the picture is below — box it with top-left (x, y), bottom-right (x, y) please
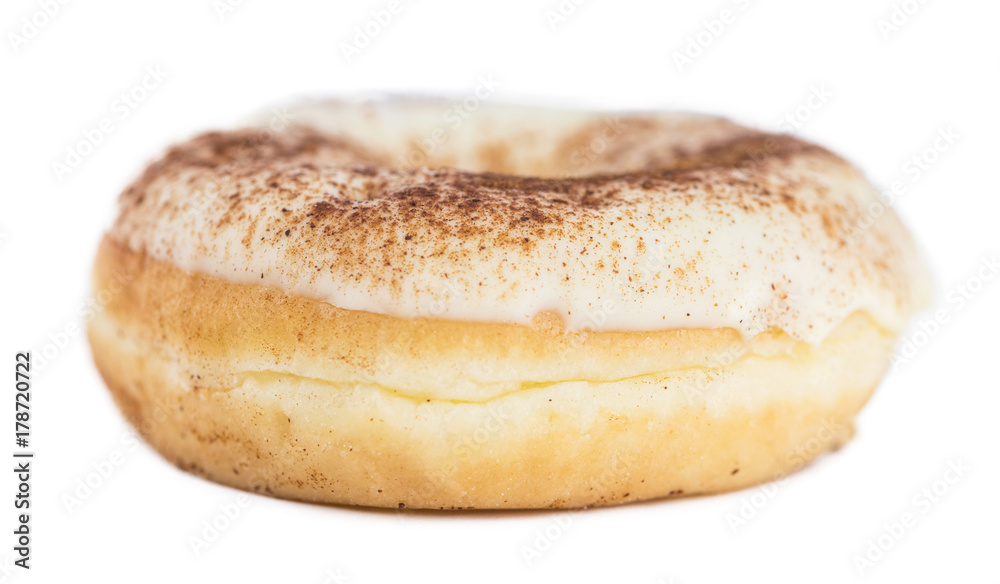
top-left (88, 100), bottom-right (931, 509)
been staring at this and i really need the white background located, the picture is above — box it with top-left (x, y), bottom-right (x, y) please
top-left (1, 0), bottom-right (998, 582)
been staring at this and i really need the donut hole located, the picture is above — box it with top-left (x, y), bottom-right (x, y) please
top-left (274, 100), bottom-right (758, 179)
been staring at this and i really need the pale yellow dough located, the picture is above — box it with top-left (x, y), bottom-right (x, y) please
top-left (90, 238), bottom-right (892, 509)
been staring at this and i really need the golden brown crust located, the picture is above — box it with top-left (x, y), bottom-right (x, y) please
top-left (89, 238), bottom-right (893, 509)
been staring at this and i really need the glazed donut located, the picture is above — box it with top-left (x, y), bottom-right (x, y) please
top-left (89, 100), bottom-right (931, 509)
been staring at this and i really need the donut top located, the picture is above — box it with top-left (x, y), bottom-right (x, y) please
top-left (109, 101), bottom-right (931, 343)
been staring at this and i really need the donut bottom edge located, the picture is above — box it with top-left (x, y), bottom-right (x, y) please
top-left (89, 330), bottom-right (877, 509)
top-left (87, 240), bottom-right (894, 510)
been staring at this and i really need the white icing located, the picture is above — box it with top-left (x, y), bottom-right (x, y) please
top-left (110, 100), bottom-right (932, 344)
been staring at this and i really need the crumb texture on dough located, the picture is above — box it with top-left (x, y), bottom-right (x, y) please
top-left (89, 241), bottom-right (892, 509)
